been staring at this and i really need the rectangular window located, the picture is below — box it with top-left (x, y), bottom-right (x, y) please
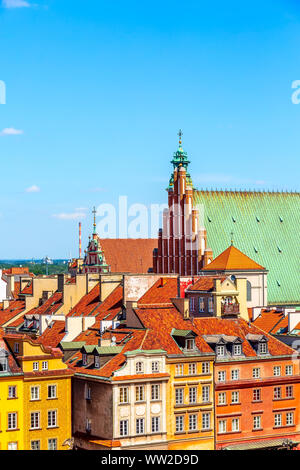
top-left (231, 391), bottom-right (239, 404)
top-left (151, 384), bottom-right (160, 401)
top-left (135, 385), bottom-right (145, 402)
top-left (14, 343), bottom-right (19, 354)
top-left (136, 362), bottom-right (144, 374)
top-left (202, 362), bottom-right (210, 374)
top-left (202, 413), bottom-right (210, 430)
top-left (273, 366), bottom-right (281, 377)
top-left (30, 412), bottom-right (40, 430)
top-left (94, 356), bottom-right (100, 368)
top-left (86, 419), bottom-right (91, 432)
top-left (189, 297), bottom-right (195, 312)
top-left (202, 385), bottom-right (210, 403)
top-left (232, 418), bottom-right (240, 432)
top-left (286, 412), bottom-right (294, 426)
top-left (186, 339), bottom-right (195, 350)
top-left (199, 297), bottom-right (205, 312)
top-left (218, 392), bottom-right (226, 405)
top-left (42, 361), bottom-right (48, 371)
top-left (219, 420), bottom-right (226, 433)
top-left (175, 364), bottom-right (184, 376)
top-left (274, 413), bottom-right (282, 427)
top-left (188, 363), bottom-right (197, 375)
top-left (208, 297), bottom-right (214, 313)
top-left (8, 442), bottom-right (18, 450)
top-left (175, 415), bottom-right (184, 433)
top-left (274, 387), bottom-right (282, 399)
top-left (189, 387), bottom-right (197, 404)
top-left (119, 387), bottom-right (129, 404)
top-left (217, 345), bottom-right (225, 357)
top-left (136, 418), bottom-right (145, 435)
top-left (8, 413), bottom-right (17, 430)
top-left (218, 370), bottom-right (226, 382)
top-left (233, 344), bottom-right (242, 355)
top-left (231, 369), bottom-right (240, 380)
top-left (189, 414), bottom-right (197, 431)
top-left (259, 342), bottom-right (268, 354)
top-left (31, 386), bottom-right (40, 401)
top-left (48, 385), bottom-right (57, 399)
top-left (82, 353), bottom-right (87, 366)
top-left (253, 389), bottom-right (261, 402)
top-left (48, 439), bottom-right (57, 450)
top-left (151, 416), bottom-right (160, 433)
top-left (285, 365), bottom-right (293, 376)
top-left (48, 410), bottom-right (57, 428)
top-left (85, 385), bottom-right (91, 400)
top-left (175, 388), bottom-right (184, 405)
top-left (120, 420), bottom-right (128, 436)
top-left (152, 361), bottom-right (159, 373)
top-left (33, 362), bottom-right (39, 371)
top-left (252, 368), bottom-right (261, 378)
top-left (286, 385), bottom-right (293, 398)
top-left (8, 386), bottom-right (16, 399)
top-left (253, 415), bottom-right (261, 430)
top-left (31, 440), bottom-right (40, 450)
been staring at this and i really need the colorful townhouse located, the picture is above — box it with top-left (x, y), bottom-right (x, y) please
top-left (0, 329), bottom-right (73, 450)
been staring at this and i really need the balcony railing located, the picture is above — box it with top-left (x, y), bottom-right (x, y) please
top-left (221, 304), bottom-right (240, 315)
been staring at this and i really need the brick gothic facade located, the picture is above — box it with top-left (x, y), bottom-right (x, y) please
top-left (153, 133), bottom-right (213, 275)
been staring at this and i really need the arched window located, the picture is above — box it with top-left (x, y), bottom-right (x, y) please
top-left (247, 281), bottom-right (252, 301)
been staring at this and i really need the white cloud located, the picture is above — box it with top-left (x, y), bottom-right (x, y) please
top-left (0, 127), bottom-right (24, 136)
top-left (25, 185), bottom-right (40, 193)
top-left (75, 207), bottom-right (88, 212)
top-left (2, 0), bottom-right (30, 8)
top-left (52, 212), bottom-right (86, 220)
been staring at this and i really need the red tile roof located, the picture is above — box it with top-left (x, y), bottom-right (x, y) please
top-left (202, 245), bottom-right (265, 271)
top-left (36, 321), bottom-right (66, 349)
top-left (0, 299), bottom-right (26, 326)
top-left (100, 238), bottom-right (157, 273)
top-left (20, 280), bottom-right (33, 295)
top-left (93, 285), bottom-right (123, 327)
top-left (187, 276), bottom-right (225, 292)
top-left (193, 317), bottom-right (295, 357)
top-left (67, 284), bottom-right (100, 317)
top-left (138, 277), bottom-right (178, 306)
top-left (253, 309), bottom-right (286, 334)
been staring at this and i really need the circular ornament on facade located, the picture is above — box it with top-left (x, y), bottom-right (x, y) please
top-left (151, 404), bottom-right (161, 415)
top-left (136, 405), bottom-right (146, 416)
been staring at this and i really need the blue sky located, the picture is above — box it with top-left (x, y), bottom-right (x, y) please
top-left (1, 0), bottom-right (300, 258)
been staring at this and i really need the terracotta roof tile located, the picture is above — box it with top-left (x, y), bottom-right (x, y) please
top-left (253, 309), bottom-right (286, 334)
top-left (36, 321), bottom-right (66, 349)
top-left (100, 238), bottom-right (157, 273)
top-left (67, 284), bottom-right (100, 317)
top-left (0, 300), bottom-right (25, 326)
top-left (202, 245), bottom-right (265, 271)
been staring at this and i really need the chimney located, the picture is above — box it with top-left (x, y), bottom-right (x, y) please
top-left (203, 248), bottom-right (213, 267)
top-left (79, 222), bottom-right (82, 259)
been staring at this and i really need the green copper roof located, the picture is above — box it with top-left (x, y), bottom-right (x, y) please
top-left (60, 341), bottom-right (86, 350)
top-left (172, 328), bottom-right (194, 337)
top-left (194, 190), bottom-right (300, 306)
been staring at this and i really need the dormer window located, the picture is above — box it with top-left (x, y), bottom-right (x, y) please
top-left (0, 357), bottom-right (8, 372)
top-left (136, 361), bottom-right (144, 374)
top-left (233, 344), bottom-right (242, 356)
top-left (216, 345), bottom-right (226, 357)
top-left (14, 343), bottom-right (19, 354)
top-left (259, 342), bottom-right (268, 355)
top-left (94, 356), bottom-right (100, 369)
top-left (185, 338), bottom-right (195, 350)
top-left (82, 353), bottom-right (88, 366)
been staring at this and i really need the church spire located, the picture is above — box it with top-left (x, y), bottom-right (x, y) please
top-left (169, 130), bottom-right (193, 189)
top-left (92, 206), bottom-right (97, 238)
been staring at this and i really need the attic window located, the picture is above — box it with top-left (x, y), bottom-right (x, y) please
top-left (277, 246), bottom-right (282, 253)
top-left (232, 217), bottom-right (236, 223)
top-left (256, 216), bottom-right (260, 222)
top-left (94, 356), bottom-right (100, 368)
top-left (254, 247), bottom-right (258, 253)
top-left (216, 345), bottom-right (226, 357)
top-left (185, 338), bottom-right (196, 350)
top-left (276, 280), bottom-right (281, 287)
top-left (279, 216), bottom-right (283, 222)
top-left (258, 342), bottom-right (268, 355)
top-left (207, 216), bottom-right (212, 222)
top-left (82, 353), bottom-right (87, 366)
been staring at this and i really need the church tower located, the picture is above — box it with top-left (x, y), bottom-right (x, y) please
top-left (153, 131), bottom-right (212, 275)
top-left (82, 207), bottom-right (110, 274)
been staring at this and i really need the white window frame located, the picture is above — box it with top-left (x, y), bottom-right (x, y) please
top-left (31, 386), bottom-right (40, 401)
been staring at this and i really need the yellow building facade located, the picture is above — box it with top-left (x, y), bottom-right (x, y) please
top-left (166, 355), bottom-right (215, 450)
top-left (1, 333), bottom-right (73, 450)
